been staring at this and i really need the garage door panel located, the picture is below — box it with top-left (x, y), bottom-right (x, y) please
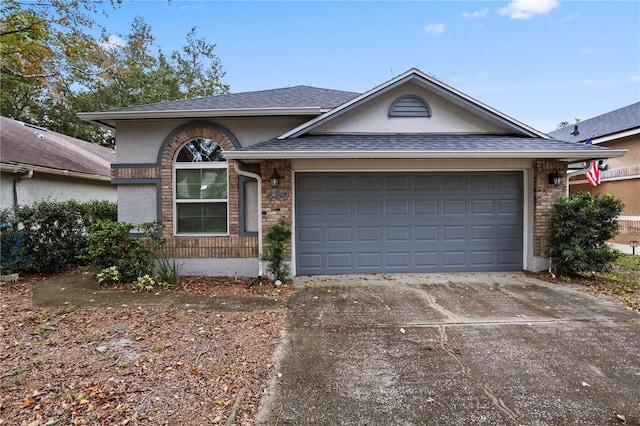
top-left (357, 252), bottom-right (381, 267)
top-left (387, 226), bottom-right (410, 241)
top-left (443, 225), bottom-right (467, 240)
top-left (415, 251), bottom-right (438, 267)
top-left (471, 225), bottom-right (494, 240)
top-left (387, 200), bottom-right (410, 215)
top-left (385, 174), bottom-right (410, 190)
top-left (443, 251), bottom-right (466, 266)
top-left (443, 175), bottom-right (466, 191)
top-left (298, 201), bottom-right (322, 216)
top-left (327, 200), bottom-right (351, 216)
top-left (355, 175), bottom-right (380, 190)
top-left (415, 200), bottom-right (438, 215)
top-left (296, 172), bottom-right (523, 274)
top-left (416, 226), bottom-right (439, 241)
top-left (470, 174), bottom-right (496, 190)
top-left (471, 251), bottom-right (495, 266)
top-left (327, 227), bottom-right (352, 242)
top-left (443, 200), bottom-right (466, 215)
top-left (386, 252), bottom-right (410, 267)
top-left (356, 200), bottom-right (381, 215)
top-left (298, 227), bottom-right (323, 242)
top-left (471, 200), bottom-right (495, 214)
top-left (357, 227), bottom-right (382, 241)
top-left (328, 253), bottom-right (352, 268)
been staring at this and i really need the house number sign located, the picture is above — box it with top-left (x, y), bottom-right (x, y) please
top-left (266, 190), bottom-right (289, 201)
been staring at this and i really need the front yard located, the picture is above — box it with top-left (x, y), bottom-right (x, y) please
top-left (0, 271), bottom-right (292, 425)
top-left (2, 255), bottom-right (638, 425)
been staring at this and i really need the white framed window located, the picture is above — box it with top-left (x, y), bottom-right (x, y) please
top-left (174, 138), bottom-right (228, 235)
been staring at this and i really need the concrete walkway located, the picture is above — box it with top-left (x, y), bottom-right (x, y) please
top-left (257, 272), bottom-right (640, 425)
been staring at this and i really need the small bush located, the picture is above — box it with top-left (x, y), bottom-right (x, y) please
top-left (260, 219), bottom-right (291, 281)
top-left (0, 200), bottom-right (117, 274)
top-left (549, 192), bottom-right (624, 276)
top-left (83, 220), bottom-right (157, 283)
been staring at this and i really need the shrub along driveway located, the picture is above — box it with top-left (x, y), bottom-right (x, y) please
top-left (257, 272), bottom-right (640, 425)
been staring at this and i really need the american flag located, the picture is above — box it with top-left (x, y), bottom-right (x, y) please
top-left (585, 160), bottom-right (600, 187)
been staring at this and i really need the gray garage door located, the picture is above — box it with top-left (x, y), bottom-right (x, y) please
top-left (295, 172), bottom-right (523, 275)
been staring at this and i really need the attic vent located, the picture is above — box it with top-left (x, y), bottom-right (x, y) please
top-left (389, 95), bottom-right (432, 117)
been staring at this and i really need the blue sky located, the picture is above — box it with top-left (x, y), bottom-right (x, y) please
top-left (98, 0), bottom-right (639, 133)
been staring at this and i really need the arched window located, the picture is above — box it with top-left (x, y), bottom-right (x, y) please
top-left (174, 138), bottom-right (228, 234)
top-left (388, 95), bottom-right (432, 117)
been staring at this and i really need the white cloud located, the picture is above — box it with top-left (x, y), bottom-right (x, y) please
top-left (424, 23), bottom-right (445, 35)
top-left (463, 8), bottom-right (489, 19)
top-left (498, 0), bottom-right (559, 20)
top-left (99, 35), bottom-right (124, 51)
top-left (581, 46), bottom-right (593, 55)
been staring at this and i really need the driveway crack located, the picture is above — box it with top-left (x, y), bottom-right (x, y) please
top-left (437, 325), bottom-right (519, 422)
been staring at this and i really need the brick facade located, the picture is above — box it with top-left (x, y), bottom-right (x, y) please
top-left (260, 160), bottom-right (293, 260)
top-left (533, 160), bottom-right (567, 257)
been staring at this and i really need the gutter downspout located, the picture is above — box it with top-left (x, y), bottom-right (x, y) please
top-left (233, 162), bottom-right (264, 276)
top-left (13, 168), bottom-right (33, 207)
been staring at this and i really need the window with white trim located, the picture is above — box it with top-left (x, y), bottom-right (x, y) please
top-left (174, 138), bottom-right (228, 234)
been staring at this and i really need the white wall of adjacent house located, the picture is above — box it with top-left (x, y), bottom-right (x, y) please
top-left (0, 172), bottom-right (116, 210)
top-left (313, 85), bottom-right (508, 135)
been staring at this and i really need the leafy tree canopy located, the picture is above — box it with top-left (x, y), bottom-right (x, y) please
top-left (1, 1), bottom-right (229, 147)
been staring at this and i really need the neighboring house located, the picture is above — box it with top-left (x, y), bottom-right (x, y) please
top-left (79, 69), bottom-right (625, 277)
top-left (548, 102), bottom-right (640, 245)
top-left (0, 116), bottom-right (117, 210)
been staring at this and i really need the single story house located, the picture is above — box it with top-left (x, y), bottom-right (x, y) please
top-left (0, 116), bottom-right (117, 210)
top-left (79, 69), bottom-right (626, 277)
top-left (548, 102), bottom-right (639, 245)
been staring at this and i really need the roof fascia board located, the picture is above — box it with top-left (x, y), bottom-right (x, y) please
top-left (225, 148), bottom-right (627, 161)
top-left (592, 127), bottom-right (640, 144)
top-left (278, 68), bottom-right (549, 140)
top-left (0, 163), bottom-right (112, 182)
top-left (78, 107), bottom-right (323, 124)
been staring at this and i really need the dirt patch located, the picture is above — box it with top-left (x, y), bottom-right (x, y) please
top-left (524, 269), bottom-right (640, 314)
top-left (1, 268), bottom-right (293, 425)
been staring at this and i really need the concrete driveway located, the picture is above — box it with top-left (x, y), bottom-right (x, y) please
top-left (257, 273), bottom-right (640, 425)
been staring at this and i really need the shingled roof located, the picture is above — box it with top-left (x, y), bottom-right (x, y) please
top-left (102, 86), bottom-right (360, 113)
top-left (0, 116), bottom-right (114, 178)
top-left (548, 102), bottom-right (640, 143)
top-left (225, 134), bottom-right (620, 162)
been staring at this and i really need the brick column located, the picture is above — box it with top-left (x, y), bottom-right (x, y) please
top-left (261, 160), bottom-right (293, 260)
top-left (533, 160), bottom-right (567, 257)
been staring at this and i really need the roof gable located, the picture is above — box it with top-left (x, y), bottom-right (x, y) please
top-left (0, 116), bottom-right (114, 177)
top-left (311, 82), bottom-right (510, 135)
top-left (278, 68), bottom-right (549, 139)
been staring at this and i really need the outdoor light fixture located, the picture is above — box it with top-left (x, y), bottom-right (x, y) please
top-left (548, 168), bottom-right (562, 187)
top-left (270, 168), bottom-right (280, 188)
top-left (631, 240), bottom-right (638, 256)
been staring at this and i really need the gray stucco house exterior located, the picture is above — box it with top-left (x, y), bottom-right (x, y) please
top-left (79, 69), bottom-right (625, 277)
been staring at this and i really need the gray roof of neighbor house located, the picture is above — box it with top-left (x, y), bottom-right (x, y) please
top-left (225, 134), bottom-right (622, 162)
top-left (548, 102), bottom-right (640, 143)
top-left (0, 116), bottom-right (114, 179)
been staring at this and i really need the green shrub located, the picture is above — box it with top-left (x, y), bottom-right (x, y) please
top-left (549, 192), bottom-right (624, 276)
top-left (83, 220), bottom-right (158, 283)
top-left (0, 200), bottom-right (117, 274)
top-left (260, 219), bottom-right (291, 281)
